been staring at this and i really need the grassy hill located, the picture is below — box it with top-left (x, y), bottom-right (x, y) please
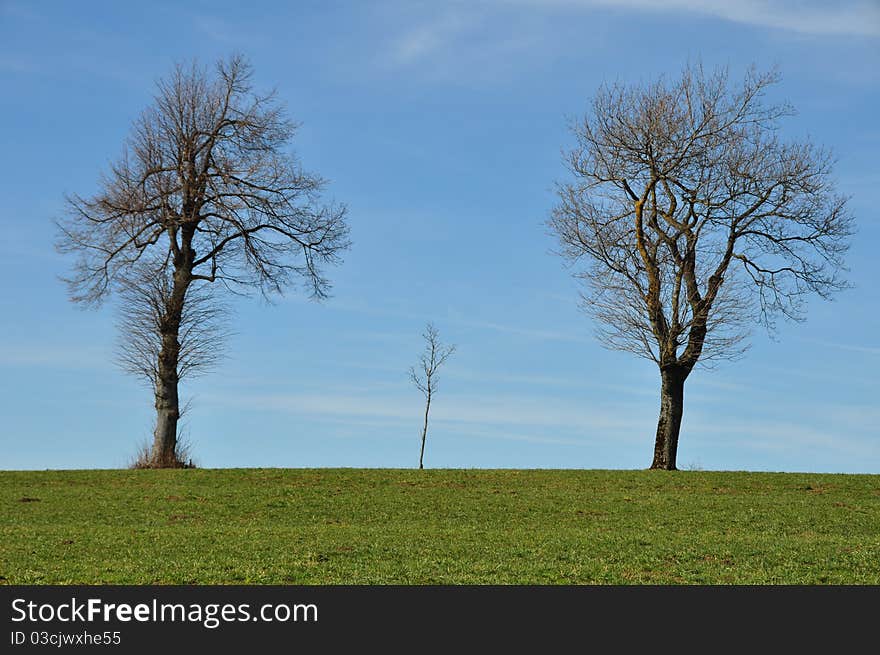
top-left (2, 468), bottom-right (878, 584)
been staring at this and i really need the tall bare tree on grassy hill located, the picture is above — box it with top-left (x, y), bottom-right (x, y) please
top-left (57, 55), bottom-right (350, 467)
top-left (548, 65), bottom-right (852, 470)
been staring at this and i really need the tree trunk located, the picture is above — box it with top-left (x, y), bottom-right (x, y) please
top-left (650, 365), bottom-right (687, 470)
top-left (151, 330), bottom-right (181, 467)
top-left (149, 268), bottom-right (189, 468)
top-left (419, 393), bottom-right (431, 469)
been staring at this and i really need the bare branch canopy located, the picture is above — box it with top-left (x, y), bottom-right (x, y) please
top-left (57, 54), bottom-right (349, 305)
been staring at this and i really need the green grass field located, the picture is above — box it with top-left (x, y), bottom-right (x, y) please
top-left (2, 468), bottom-right (878, 584)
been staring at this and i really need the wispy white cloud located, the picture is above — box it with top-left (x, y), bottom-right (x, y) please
top-left (377, 0), bottom-right (877, 80)
top-left (0, 345), bottom-right (113, 370)
top-left (448, 368), bottom-right (590, 388)
top-left (205, 388), bottom-right (650, 439)
top-left (685, 393), bottom-right (880, 463)
top-left (689, 377), bottom-right (751, 393)
top-left (823, 403), bottom-right (880, 434)
top-left (376, 4), bottom-right (548, 79)
top-left (292, 293), bottom-right (593, 344)
top-left (800, 338), bottom-right (880, 355)
top-left (687, 413), bottom-right (875, 457)
top-left (503, 0), bottom-right (880, 37)
top-left (369, 0), bottom-right (877, 90)
top-left (446, 366), bottom-right (658, 396)
top-left (451, 315), bottom-right (592, 343)
top-left (340, 330), bottom-right (414, 343)
top-left (388, 13), bottom-right (469, 66)
top-left (193, 16), bottom-right (262, 45)
top-left (438, 421), bottom-right (607, 447)
top-left (202, 384), bottom-right (880, 462)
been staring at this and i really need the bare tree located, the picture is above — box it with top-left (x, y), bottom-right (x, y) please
top-left (548, 64), bottom-right (852, 470)
top-left (56, 55), bottom-right (350, 467)
top-left (409, 323), bottom-right (456, 469)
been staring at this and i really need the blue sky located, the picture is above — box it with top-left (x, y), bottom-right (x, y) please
top-left (0, 0), bottom-right (877, 472)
